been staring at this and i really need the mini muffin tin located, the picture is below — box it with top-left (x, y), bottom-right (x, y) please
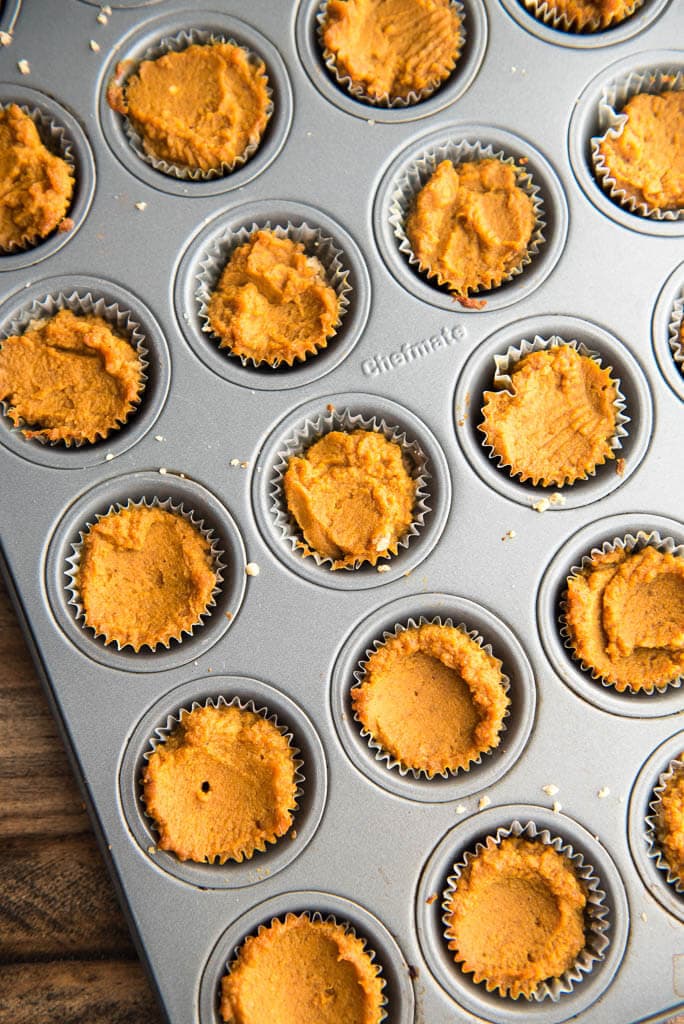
top-left (0, 2), bottom-right (682, 1022)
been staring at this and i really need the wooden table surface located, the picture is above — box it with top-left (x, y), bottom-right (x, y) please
top-left (0, 578), bottom-right (164, 1024)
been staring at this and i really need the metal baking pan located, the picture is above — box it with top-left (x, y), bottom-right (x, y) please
top-left (1, 1), bottom-right (682, 1021)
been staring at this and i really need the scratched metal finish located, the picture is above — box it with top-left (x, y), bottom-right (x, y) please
top-left (0, 2), bottom-right (682, 1022)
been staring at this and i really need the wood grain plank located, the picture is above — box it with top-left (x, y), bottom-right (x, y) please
top-left (0, 583), bottom-right (88, 839)
top-left (0, 960), bottom-right (164, 1024)
top-left (0, 834), bottom-right (135, 961)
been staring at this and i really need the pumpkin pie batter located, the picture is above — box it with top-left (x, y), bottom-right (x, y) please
top-left (598, 91), bottom-right (684, 212)
top-left (352, 623), bottom-right (509, 776)
top-left (76, 505), bottom-right (217, 650)
top-left (444, 836), bottom-right (587, 999)
top-left (657, 761), bottom-right (684, 882)
top-left (479, 346), bottom-right (619, 487)
top-left (207, 230), bottom-right (340, 366)
top-left (220, 913), bottom-right (384, 1024)
top-left (283, 429), bottom-right (416, 569)
top-left (142, 704), bottom-right (297, 863)
top-left (528, 0), bottom-right (639, 30)
top-left (0, 103), bottom-right (74, 250)
top-left (107, 41), bottom-right (270, 173)
top-left (564, 546), bottom-right (684, 692)
top-left (0, 309), bottom-right (143, 444)
top-left (321, 0), bottom-right (462, 102)
top-left (406, 158), bottom-right (536, 299)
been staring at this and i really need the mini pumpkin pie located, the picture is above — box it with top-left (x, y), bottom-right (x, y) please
top-left (220, 913), bottom-right (384, 1024)
top-left (107, 41), bottom-right (270, 173)
top-left (283, 429), bottom-right (417, 569)
top-left (207, 229), bottom-right (341, 366)
top-left (352, 623), bottom-right (509, 776)
top-left (0, 309), bottom-right (144, 444)
top-left (525, 0), bottom-right (640, 31)
top-left (0, 103), bottom-right (74, 251)
top-left (564, 545), bottom-right (684, 692)
top-left (597, 91), bottom-right (684, 213)
top-left (142, 704), bottom-right (297, 863)
top-left (321, 0), bottom-right (462, 103)
top-left (76, 504), bottom-right (218, 650)
top-left (656, 759), bottom-right (684, 883)
top-left (479, 345), bottom-right (619, 487)
top-left (444, 836), bottom-right (588, 999)
top-left (405, 158), bottom-right (536, 302)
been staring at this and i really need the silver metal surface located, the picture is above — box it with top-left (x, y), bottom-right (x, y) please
top-left (0, 2), bottom-right (683, 1022)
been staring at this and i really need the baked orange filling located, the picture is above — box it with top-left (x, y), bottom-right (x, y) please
top-left (283, 429), bottom-right (416, 569)
top-left (207, 230), bottom-right (340, 366)
top-left (352, 623), bottom-right (509, 775)
top-left (444, 837), bottom-right (587, 998)
top-left (0, 103), bottom-right (74, 250)
top-left (530, 0), bottom-right (639, 29)
top-left (406, 158), bottom-right (536, 299)
top-left (565, 546), bottom-right (684, 692)
top-left (658, 762), bottom-right (684, 882)
top-left (598, 91), bottom-right (684, 212)
top-left (108, 41), bottom-right (270, 172)
top-left (142, 705), bottom-right (297, 863)
top-left (220, 914), bottom-right (384, 1024)
top-left (322, 0), bottom-right (462, 101)
top-left (479, 346), bottom-right (619, 487)
top-left (77, 505), bottom-right (217, 651)
top-left (0, 309), bottom-right (143, 444)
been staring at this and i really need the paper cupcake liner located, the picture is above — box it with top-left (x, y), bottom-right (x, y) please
top-left (65, 495), bottom-right (225, 651)
top-left (140, 693), bottom-right (304, 865)
top-left (111, 29), bottom-right (273, 181)
top-left (222, 910), bottom-right (388, 1021)
top-left (479, 335), bottom-right (629, 486)
top-left (316, 0), bottom-right (466, 108)
top-left (195, 220), bottom-right (351, 368)
top-left (0, 290), bottom-right (148, 447)
top-left (645, 753), bottom-right (684, 894)
top-left (389, 139), bottom-right (546, 299)
top-left (441, 819), bottom-right (610, 1002)
top-left (269, 407), bottom-right (431, 571)
top-left (591, 67), bottom-right (683, 220)
top-left (0, 100), bottom-right (75, 253)
top-left (520, 0), bottom-right (644, 34)
top-left (559, 530), bottom-right (684, 695)
top-left (351, 615), bottom-right (510, 779)
top-left (667, 294), bottom-right (684, 374)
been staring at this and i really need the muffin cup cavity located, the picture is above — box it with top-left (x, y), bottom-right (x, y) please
top-left (442, 819), bottom-right (610, 1002)
top-left (590, 67), bottom-right (683, 221)
top-left (645, 754), bottom-right (684, 894)
top-left (479, 335), bottom-right (629, 486)
top-left (0, 289), bottom-right (149, 447)
top-left (559, 529), bottom-right (684, 696)
top-left (199, 891), bottom-right (415, 1024)
top-left (0, 100), bottom-right (75, 253)
top-left (269, 405), bottom-right (430, 572)
top-left (374, 126), bottom-right (568, 312)
top-left (519, 0), bottom-right (643, 34)
top-left (119, 676), bottom-right (327, 889)
top-left (331, 593), bottom-right (536, 803)
top-left (389, 138), bottom-right (545, 301)
top-left (351, 614), bottom-right (511, 780)
top-left (195, 219), bottom-right (351, 369)
top-left (141, 693), bottom-right (304, 865)
top-left (253, 393), bottom-right (451, 590)
top-left (65, 494), bottom-right (225, 652)
top-left (416, 805), bottom-right (629, 1023)
top-left (315, 0), bottom-right (466, 108)
top-left (109, 27), bottom-right (273, 181)
top-left (0, 86), bottom-right (95, 270)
